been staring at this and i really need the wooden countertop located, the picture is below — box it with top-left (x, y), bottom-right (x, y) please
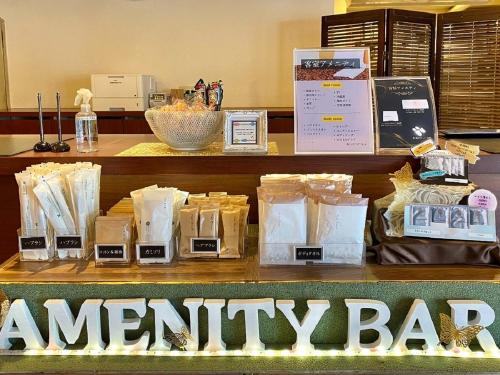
top-left (1, 134), bottom-right (499, 175)
top-left (0, 234), bottom-right (498, 284)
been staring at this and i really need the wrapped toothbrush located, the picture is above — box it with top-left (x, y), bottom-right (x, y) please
top-left (15, 162), bottom-right (101, 261)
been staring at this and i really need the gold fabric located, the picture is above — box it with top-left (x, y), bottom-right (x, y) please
top-left (116, 142), bottom-right (278, 156)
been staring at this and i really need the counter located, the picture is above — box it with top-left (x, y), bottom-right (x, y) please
top-left (1, 134), bottom-right (500, 263)
top-left (0, 108), bottom-right (294, 134)
top-left (0, 134), bottom-right (499, 374)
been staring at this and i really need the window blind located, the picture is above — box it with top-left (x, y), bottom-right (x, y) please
top-left (323, 20), bottom-right (380, 75)
top-left (322, 10), bottom-right (386, 76)
top-left (390, 21), bottom-right (433, 76)
top-left (437, 9), bottom-right (500, 129)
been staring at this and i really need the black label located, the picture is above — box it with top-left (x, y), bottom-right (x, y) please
top-left (139, 245), bottom-right (166, 259)
top-left (20, 236), bottom-right (46, 250)
top-left (191, 238), bottom-right (219, 253)
top-left (56, 236), bottom-right (82, 249)
top-left (301, 59), bottom-right (360, 69)
top-left (97, 245), bottom-right (125, 259)
top-left (295, 246), bottom-right (323, 261)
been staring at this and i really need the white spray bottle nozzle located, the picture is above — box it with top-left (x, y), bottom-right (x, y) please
top-left (74, 88), bottom-right (94, 112)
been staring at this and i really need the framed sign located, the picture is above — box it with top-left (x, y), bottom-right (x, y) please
top-left (372, 77), bottom-right (438, 154)
top-left (223, 111), bottom-right (268, 154)
top-left (294, 48), bottom-right (374, 154)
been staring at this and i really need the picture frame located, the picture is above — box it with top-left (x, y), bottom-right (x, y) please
top-left (372, 76), bottom-right (438, 154)
top-left (223, 110), bottom-right (268, 154)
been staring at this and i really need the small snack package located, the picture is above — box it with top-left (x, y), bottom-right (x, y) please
top-left (94, 215), bottom-right (134, 266)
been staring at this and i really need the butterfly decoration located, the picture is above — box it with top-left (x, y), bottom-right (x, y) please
top-left (390, 162), bottom-right (414, 183)
top-left (0, 289), bottom-right (10, 328)
top-left (439, 313), bottom-right (484, 348)
top-left (164, 326), bottom-right (193, 351)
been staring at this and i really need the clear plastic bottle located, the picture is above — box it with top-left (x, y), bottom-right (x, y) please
top-left (75, 103), bottom-right (98, 152)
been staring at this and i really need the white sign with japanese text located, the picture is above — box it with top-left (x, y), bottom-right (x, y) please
top-left (294, 48), bottom-right (374, 154)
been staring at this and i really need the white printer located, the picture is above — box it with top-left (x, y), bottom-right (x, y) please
top-left (91, 74), bottom-right (156, 111)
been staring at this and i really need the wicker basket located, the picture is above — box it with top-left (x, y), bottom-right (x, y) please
top-left (145, 109), bottom-right (223, 151)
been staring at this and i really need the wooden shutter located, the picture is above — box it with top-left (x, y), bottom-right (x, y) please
top-left (0, 19), bottom-right (8, 110)
top-left (322, 9), bottom-right (435, 80)
top-left (322, 10), bottom-right (386, 76)
top-left (387, 10), bottom-right (436, 81)
top-left (436, 7), bottom-right (500, 129)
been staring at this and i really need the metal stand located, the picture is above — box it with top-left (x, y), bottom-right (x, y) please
top-left (33, 93), bottom-right (51, 152)
top-left (51, 92), bottom-right (70, 152)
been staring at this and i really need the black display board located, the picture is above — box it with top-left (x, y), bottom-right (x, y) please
top-left (373, 77), bottom-right (437, 153)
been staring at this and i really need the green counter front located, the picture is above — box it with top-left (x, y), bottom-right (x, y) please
top-left (0, 242), bottom-right (499, 374)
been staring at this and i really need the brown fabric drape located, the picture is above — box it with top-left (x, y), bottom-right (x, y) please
top-left (372, 209), bottom-right (500, 266)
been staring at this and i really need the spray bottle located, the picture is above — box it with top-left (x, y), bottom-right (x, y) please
top-left (74, 88), bottom-right (98, 153)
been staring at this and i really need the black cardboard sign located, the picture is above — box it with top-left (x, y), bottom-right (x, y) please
top-left (56, 235), bottom-right (82, 250)
top-left (294, 246), bottom-right (323, 261)
top-left (96, 245), bottom-right (125, 259)
top-left (20, 236), bottom-right (46, 250)
top-left (138, 245), bottom-right (166, 259)
top-left (191, 238), bottom-right (220, 254)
